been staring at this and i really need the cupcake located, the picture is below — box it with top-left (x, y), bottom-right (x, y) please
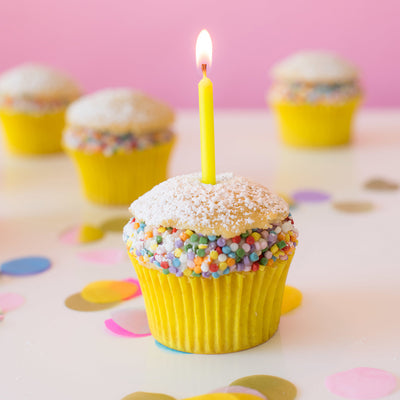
top-left (0, 63), bottom-right (80, 154)
top-left (64, 88), bottom-right (175, 205)
top-left (268, 51), bottom-right (362, 147)
top-left (123, 173), bottom-right (299, 354)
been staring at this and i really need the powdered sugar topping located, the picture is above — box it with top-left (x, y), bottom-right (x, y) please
top-left (66, 88), bottom-right (174, 135)
top-left (272, 51), bottom-right (359, 83)
top-left (129, 173), bottom-right (289, 238)
top-left (0, 63), bottom-right (80, 100)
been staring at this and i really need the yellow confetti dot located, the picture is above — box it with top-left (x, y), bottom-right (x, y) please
top-left (281, 285), bottom-right (302, 315)
top-left (81, 280), bottom-right (138, 304)
top-left (78, 225), bottom-right (104, 243)
top-left (184, 394), bottom-right (263, 400)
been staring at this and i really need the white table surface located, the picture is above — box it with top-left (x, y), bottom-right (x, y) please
top-left (1, 109), bottom-right (400, 400)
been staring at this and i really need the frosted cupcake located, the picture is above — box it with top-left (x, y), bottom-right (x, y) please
top-left (268, 51), bottom-right (362, 147)
top-left (123, 173), bottom-right (299, 354)
top-left (64, 88), bottom-right (175, 205)
top-left (0, 63), bottom-right (80, 154)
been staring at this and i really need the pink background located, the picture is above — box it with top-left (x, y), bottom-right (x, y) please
top-left (0, 0), bottom-right (399, 108)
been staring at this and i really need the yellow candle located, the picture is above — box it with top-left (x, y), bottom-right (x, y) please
top-left (198, 66), bottom-right (215, 184)
top-left (196, 29), bottom-right (216, 185)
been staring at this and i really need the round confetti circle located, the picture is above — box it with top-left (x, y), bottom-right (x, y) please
top-left (122, 392), bottom-right (176, 400)
top-left (281, 286), bottom-right (302, 315)
top-left (0, 293), bottom-right (25, 312)
top-left (292, 189), bottom-right (331, 203)
top-left (110, 308), bottom-right (150, 336)
top-left (65, 293), bottom-right (120, 312)
top-left (210, 386), bottom-right (267, 399)
top-left (230, 375), bottom-right (297, 400)
top-left (333, 201), bottom-right (374, 213)
top-left (0, 256), bottom-right (51, 276)
top-left (81, 280), bottom-right (138, 304)
top-left (325, 367), bottom-right (397, 399)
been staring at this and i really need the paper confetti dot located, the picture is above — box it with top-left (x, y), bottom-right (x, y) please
top-left (292, 189), bottom-right (331, 203)
top-left (155, 340), bottom-right (189, 354)
top-left (0, 256), bottom-right (51, 276)
top-left (82, 280), bottom-right (138, 304)
top-left (210, 386), bottom-right (267, 399)
top-left (65, 293), bottom-right (120, 312)
top-left (110, 308), bottom-right (151, 336)
top-left (281, 286), bottom-right (302, 315)
top-left (100, 217), bottom-right (129, 233)
top-left (60, 225), bottom-right (104, 244)
top-left (121, 392), bottom-right (176, 400)
top-left (333, 201), bottom-right (374, 213)
top-left (230, 375), bottom-right (297, 400)
top-left (77, 248), bottom-right (125, 265)
top-left (79, 225), bottom-right (104, 243)
top-left (325, 367), bottom-right (397, 399)
top-left (124, 278), bottom-right (142, 298)
top-left (364, 178), bottom-right (399, 191)
top-left (104, 318), bottom-right (151, 338)
top-left (185, 394), bottom-right (264, 400)
top-left (0, 293), bottom-right (25, 313)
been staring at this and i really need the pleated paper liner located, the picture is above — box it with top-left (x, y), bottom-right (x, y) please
top-left (0, 108), bottom-right (65, 154)
top-left (271, 98), bottom-right (360, 147)
top-left (130, 252), bottom-right (294, 354)
top-left (66, 139), bottom-right (174, 205)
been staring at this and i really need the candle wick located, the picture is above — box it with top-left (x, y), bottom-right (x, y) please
top-left (202, 63), bottom-right (207, 78)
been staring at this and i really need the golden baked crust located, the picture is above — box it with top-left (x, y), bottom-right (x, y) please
top-left (129, 173), bottom-right (289, 238)
top-left (66, 88), bottom-right (174, 135)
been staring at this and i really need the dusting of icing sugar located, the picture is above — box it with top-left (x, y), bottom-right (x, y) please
top-left (272, 51), bottom-right (359, 83)
top-left (129, 173), bottom-right (289, 238)
top-left (66, 88), bottom-right (174, 135)
top-left (0, 63), bottom-right (80, 100)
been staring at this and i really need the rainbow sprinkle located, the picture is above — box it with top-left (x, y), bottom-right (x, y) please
top-left (64, 128), bottom-right (174, 156)
top-left (123, 215), bottom-right (298, 278)
top-left (270, 81), bottom-right (361, 105)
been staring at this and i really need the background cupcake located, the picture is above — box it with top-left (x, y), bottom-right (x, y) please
top-left (64, 88), bottom-right (175, 205)
top-left (123, 173), bottom-right (299, 354)
top-left (0, 63), bottom-right (80, 154)
top-left (268, 51), bottom-right (362, 147)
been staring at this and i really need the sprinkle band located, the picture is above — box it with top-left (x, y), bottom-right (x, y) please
top-left (64, 128), bottom-right (174, 156)
top-left (123, 215), bottom-right (298, 278)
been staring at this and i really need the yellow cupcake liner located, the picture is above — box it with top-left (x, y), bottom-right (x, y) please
top-left (0, 108), bottom-right (65, 154)
top-left (66, 140), bottom-right (174, 205)
top-left (129, 253), bottom-right (294, 354)
top-left (271, 98), bottom-right (360, 147)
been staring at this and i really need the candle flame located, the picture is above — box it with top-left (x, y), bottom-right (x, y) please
top-left (196, 29), bottom-right (212, 67)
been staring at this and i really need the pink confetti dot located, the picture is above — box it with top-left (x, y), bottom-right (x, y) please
top-left (105, 308), bottom-right (151, 338)
top-left (325, 367), bottom-right (397, 399)
top-left (0, 293), bottom-right (25, 312)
